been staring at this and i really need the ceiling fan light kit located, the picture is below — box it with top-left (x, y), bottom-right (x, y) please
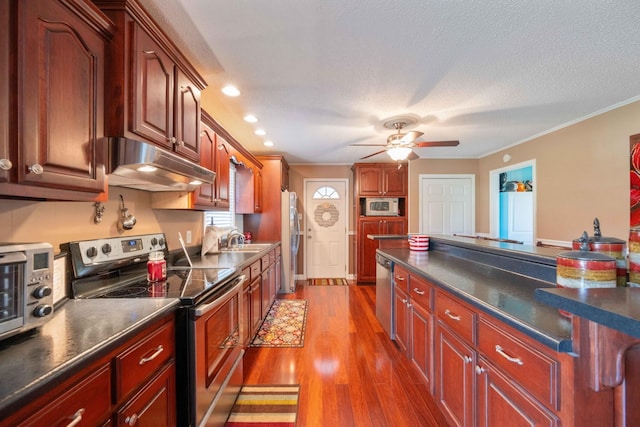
top-left (387, 146), bottom-right (412, 161)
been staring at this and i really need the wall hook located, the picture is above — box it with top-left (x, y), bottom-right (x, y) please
top-left (94, 202), bottom-right (105, 224)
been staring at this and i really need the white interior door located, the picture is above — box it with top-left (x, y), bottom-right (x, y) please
top-left (304, 179), bottom-right (348, 278)
top-left (419, 175), bottom-right (474, 235)
top-left (506, 192), bottom-right (533, 243)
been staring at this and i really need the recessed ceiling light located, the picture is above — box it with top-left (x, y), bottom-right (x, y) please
top-left (137, 165), bottom-right (157, 172)
top-left (264, 140), bottom-right (274, 147)
top-left (244, 114), bottom-right (258, 123)
top-left (222, 85), bottom-right (240, 97)
top-left (254, 129), bottom-right (266, 136)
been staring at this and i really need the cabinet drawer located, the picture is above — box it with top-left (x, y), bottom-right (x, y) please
top-left (393, 265), bottom-right (409, 293)
top-left (115, 321), bottom-right (175, 401)
top-left (261, 254), bottom-right (270, 269)
top-left (409, 274), bottom-right (432, 311)
top-left (478, 317), bottom-right (559, 409)
top-left (19, 363), bottom-right (112, 427)
top-left (435, 291), bottom-right (476, 344)
top-left (249, 260), bottom-right (261, 281)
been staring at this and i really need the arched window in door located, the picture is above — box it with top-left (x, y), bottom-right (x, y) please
top-left (313, 186), bottom-right (340, 199)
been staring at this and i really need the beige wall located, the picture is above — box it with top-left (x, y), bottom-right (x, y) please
top-left (476, 100), bottom-right (638, 242)
top-left (0, 187), bottom-right (204, 253)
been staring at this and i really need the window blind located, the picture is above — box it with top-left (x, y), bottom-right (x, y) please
top-left (203, 164), bottom-right (236, 228)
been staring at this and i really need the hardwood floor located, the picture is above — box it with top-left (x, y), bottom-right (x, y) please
top-left (243, 282), bottom-right (449, 426)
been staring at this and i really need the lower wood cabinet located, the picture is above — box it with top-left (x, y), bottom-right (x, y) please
top-left (1, 314), bottom-right (176, 426)
top-left (357, 217), bottom-right (406, 282)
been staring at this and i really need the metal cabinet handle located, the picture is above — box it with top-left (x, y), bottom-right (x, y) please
top-left (413, 288), bottom-right (425, 295)
top-left (475, 365), bottom-right (485, 374)
top-left (0, 158), bottom-right (12, 170)
top-left (167, 136), bottom-right (177, 144)
top-left (463, 355), bottom-right (472, 364)
top-left (125, 413), bottom-right (138, 426)
top-left (444, 309), bottom-right (461, 321)
top-left (401, 298), bottom-right (407, 304)
top-left (65, 408), bottom-right (85, 427)
top-left (495, 345), bottom-right (524, 365)
top-left (395, 276), bottom-right (405, 281)
top-left (28, 163), bottom-right (44, 174)
top-left (139, 345), bottom-right (164, 365)
top-left (176, 140), bottom-right (185, 147)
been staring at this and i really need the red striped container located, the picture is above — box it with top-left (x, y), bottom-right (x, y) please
top-left (572, 237), bottom-right (627, 287)
top-left (629, 227), bottom-right (640, 287)
top-left (556, 249), bottom-right (616, 317)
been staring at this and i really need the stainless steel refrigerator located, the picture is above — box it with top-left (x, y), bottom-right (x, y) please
top-left (280, 190), bottom-right (301, 293)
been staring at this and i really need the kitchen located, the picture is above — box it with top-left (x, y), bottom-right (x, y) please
top-left (2, 0), bottom-right (640, 426)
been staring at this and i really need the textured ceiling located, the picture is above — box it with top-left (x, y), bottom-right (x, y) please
top-left (139, 0), bottom-right (640, 164)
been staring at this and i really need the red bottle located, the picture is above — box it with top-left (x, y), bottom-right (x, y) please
top-left (147, 251), bottom-right (167, 282)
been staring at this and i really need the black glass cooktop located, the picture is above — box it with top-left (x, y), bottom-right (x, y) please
top-left (72, 267), bottom-right (237, 305)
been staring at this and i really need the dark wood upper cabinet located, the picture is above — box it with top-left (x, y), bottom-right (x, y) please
top-left (0, 0), bottom-right (113, 200)
top-left (354, 163), bottom-right (407, 197)
top-left (96, 0), bottom-right (205, 162)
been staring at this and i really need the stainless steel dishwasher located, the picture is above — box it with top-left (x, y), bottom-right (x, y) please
top-left (375, 252), bottom-right (394, 339)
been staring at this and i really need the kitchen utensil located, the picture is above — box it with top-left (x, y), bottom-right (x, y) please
top-left (119, 194), bottom-right (136, 230)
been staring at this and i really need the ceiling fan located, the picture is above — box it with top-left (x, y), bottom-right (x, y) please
top-left (351, 116), bottom-right (459, 161)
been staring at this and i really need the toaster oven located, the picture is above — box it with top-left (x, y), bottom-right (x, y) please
top-left (0, 242), bottom-right (54, 341)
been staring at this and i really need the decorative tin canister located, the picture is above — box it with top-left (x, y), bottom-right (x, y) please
top-left (557, 232), bottom-right (617, 317)
top-left (571, 218), bottom-right (627, 287)
top-left (628, 226), bottom-right (640, 287)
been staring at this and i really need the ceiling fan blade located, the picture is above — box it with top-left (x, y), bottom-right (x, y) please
top-left (360, 150), bottom-right (387, 160)
top-left (407, 150), bottom-right (419, 160)
top-left (414, 140), bottom-right (460, 147)
top-left (399, 130), bottom-right (424, 144)
top-left (350, 143), bottom-right (389, 147)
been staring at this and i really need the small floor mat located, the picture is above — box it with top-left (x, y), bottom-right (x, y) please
top-left (226, 384), bottom-right (300, 426)
top-left (307, 278), bottom-right (349, 286)
top-left (250, 299), bottom-right (308, 347)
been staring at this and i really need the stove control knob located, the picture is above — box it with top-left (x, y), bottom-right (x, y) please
top-left (102, 243), bottom-right (112, 255)
top-left (33, 286), bottom-right (52, 299)
top-left (158, 238), bottom-right (165, 247)
top-left (86, 246), bottom-right (98, 258)
top-left (151, 237), bottom-right (158, 246)
top-left (33, 304), bottom-right (53, 317)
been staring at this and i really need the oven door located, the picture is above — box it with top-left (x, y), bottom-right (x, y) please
top-left (0, 252), bottom-right (26, 340)
top-left (190, 274), bottom-right (246, 427)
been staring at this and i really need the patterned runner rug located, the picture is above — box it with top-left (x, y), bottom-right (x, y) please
top-left (250, 299), bottom-right (308, 347)
top-left (225, 384), bottom-right (300, 427)
top-left (308, 278), bottom-right (349, 286)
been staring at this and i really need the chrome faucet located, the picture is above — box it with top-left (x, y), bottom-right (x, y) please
top-left (226, 229), bottom-right (245, 248)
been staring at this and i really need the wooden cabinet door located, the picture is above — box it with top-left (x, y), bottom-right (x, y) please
top-left (382, 218), bottom-right (407, 234)
top-left (115, 363), bottom-right (176, 427)
top-left (383, 166), bottom-right (407, 196)
top-left (214, 137), bottom-right (231, 209)
top-left (411, 302), bottom-right (433, 392)
top-left (241, 279), bottom-right (251, 346)
top-left (436, 324), bottom-right (475, 427)
top-left (132, 25), bottom-right (174, 151)
top-left (476, 358), bottom-right (558, 427)
top-left (254, 168), bottom-right (263, 213)
top-left (357, 218), bottom-right (381, 282)
top-left (16, 0), bottom-right (107, 195)
top-left (250, 278), bottom-right (262, 334)
top-left (394, 285), bottom-right (410, 354)
top-left (356, 166), bottom-right (383, 196)
top-left (173, 68), bottom-right (200, 162)
top-left (192, 125), bottom-right (215, 207)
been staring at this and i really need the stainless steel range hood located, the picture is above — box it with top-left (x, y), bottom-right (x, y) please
top-left (107, 137), bottom-right (215, 192)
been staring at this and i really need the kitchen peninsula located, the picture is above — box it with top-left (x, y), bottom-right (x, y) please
top-left (375, 235), bottom-right (638, 426)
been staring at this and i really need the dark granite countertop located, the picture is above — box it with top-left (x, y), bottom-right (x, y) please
top-left (171, 242), bottom-right (279, 270)
top-left (379, 247), bottom-right (573, 352)
top-left (535, 287), bottom-right (640, 339)
top-left (0, 298), bottom-right (179, 414)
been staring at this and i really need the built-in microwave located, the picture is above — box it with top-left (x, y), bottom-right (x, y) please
top-left (364, 198), bottom-right (399, 216)
top-left (0, 242), bottom-right (54, 341)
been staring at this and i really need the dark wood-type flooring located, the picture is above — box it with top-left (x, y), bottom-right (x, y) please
top-left (243, 282), bottom-right (449, 426)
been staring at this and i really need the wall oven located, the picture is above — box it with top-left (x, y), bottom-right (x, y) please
top-left (63, 233), bottom-right (246, 426)
top-left (0, 243), bottom-right (54, 342)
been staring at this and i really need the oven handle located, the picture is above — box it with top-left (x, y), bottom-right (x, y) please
top-left (194, 275), bottom-right (246, 318)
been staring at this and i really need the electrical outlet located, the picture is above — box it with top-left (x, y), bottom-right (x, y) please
top-left (186, 230), bottom-right (192, 244)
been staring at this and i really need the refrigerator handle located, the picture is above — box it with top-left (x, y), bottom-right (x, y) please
top-left (293, 210), bottom-right (301, 253)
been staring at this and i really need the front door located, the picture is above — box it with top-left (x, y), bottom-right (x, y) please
top-left (304, 179), bottom-right (348, 279)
